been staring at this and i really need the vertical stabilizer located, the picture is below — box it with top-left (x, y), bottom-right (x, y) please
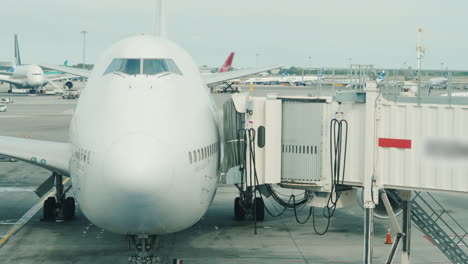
top-left (217, 52), bottom-right (235, 73)
top-left (156, 0), bottom-right (167, 37)
top-left (14, 34), bottom-right (21, 66)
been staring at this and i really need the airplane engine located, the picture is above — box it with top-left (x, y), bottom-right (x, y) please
top-left (64, 81), bottom-right (73, 89)
top-left (356, 188), bottom-right (403, 219)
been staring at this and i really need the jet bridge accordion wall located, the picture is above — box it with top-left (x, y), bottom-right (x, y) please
top-left (281, 100), bottom-right (324, 183)
top-left (222, 95), bottom-right (331, 188)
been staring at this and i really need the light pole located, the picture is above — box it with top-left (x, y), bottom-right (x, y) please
top-left (348, 57), bottom-right (352, 80)
top-left (256, 52), bottom-right (260, 67)
top-left (416, 28), bottom-right (425, 98)
top-left (80, 30), bottom-right (88, 70)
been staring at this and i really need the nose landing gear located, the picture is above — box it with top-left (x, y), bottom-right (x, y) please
top-left (127, 234), bottom-right (160, 264)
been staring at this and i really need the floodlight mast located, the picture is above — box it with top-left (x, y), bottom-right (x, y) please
top-left (416, 28), bottom-right (424, 98)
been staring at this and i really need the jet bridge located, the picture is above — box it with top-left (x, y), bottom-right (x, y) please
top-left (222, 81), bottom-right (468, 264)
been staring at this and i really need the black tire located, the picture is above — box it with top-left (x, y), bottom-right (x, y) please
top-left (254, 197), bottom-right (265, 221)
top-left (43, 197), bottom-right (56, 221)
top-left (63, 197), bottom-right (75, 221)
top-left (234, 197), bottom-right (245, 221)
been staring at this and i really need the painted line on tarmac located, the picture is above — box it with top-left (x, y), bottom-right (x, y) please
top-left (0, 178), bottom-right (70, 248)
top-left (0, 187), bottom-right (36, 192)
top-left (177, 260), bottom-right (306, 263)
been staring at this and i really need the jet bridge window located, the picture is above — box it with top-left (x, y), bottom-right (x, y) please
top-left (143, 59), bottom-right (182, 75)
top-left (104, 58), bottom-right (141, 75)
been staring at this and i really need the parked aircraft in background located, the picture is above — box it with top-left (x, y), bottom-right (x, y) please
top-left (244, 71), bottom-right (322, 86)
top-left (427, 76), bottom-right (448, 88)
top-left (0, 35), bottom-right (77, 93)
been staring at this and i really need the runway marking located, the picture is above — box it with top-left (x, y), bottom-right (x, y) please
top-left (0, 187), bottom-right (36, 193)
top-left (0, 178), bottom-right (70, 249)
top-left (177, 260), bottom-right (305, 263)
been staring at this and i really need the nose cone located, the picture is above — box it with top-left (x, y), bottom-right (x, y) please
top-left (103, 134), bottom-right (175, 194)
top-left (84, 133), bottom-right (181, 234)
top-left (29, 74), bottom-right (45, 87)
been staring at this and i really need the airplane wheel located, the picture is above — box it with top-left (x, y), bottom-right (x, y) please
top-left (234, 197), bottom-right (245, 221)
top-left (254, 197), bottom-right (265, 221)
top-left (63, 197), bottom-right (75, 221)
top-left (43, 197), bottom-right (56, 221)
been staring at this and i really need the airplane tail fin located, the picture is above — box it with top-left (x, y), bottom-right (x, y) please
top-left (63, 60), bottom-right (68, 66)
top-left (14, 34), bottom-right (21, 66)
top-left (376, 71), bottom-right (385, 82)
top-left (217, 52), bottom-right (235, 73)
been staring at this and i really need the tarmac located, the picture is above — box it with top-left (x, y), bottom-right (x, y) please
top-left (0, 83), bottom-right (466, 263)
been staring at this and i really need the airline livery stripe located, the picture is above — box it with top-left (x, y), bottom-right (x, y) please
top-left (0, 178), bottom-right (70, 248)
top-left (378, 138), bottom-right (412, 149)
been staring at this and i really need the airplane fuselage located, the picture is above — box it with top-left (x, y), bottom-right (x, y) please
top-left (10, 64), bottom-right (46, 88)
top-left (67, 35), bottom-right (220, 235)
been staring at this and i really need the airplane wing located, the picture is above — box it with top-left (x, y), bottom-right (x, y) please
top-left (204, 65), bottom-right (282, 86)
top-left (46, 75), bottom-right (79, 82)
top-left (0, 136), bottom-right (71, 176)
top-left (0, 71), bottom-right (13, 76)
top-left (40, 65), bottom-right (91, 78)
top-left (0, 75), bottom-right (23, 86)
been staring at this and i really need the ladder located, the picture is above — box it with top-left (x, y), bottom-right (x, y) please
top-left (411, 191), bottom-right (468, 264)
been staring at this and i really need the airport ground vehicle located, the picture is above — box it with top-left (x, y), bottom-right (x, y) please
top-left (0, 104), bottom-right (7, 112)
top-left (0, 98), bottom-right (13, 103)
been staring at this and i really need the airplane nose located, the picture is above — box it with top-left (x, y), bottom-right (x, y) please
top-left (103, 134), bottom-right (176, 195)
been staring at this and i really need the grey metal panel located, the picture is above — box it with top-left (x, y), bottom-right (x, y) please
top-left (281, 100), bottom-right (323, 182)
top-left (334, 91), bottom-right (367, 103)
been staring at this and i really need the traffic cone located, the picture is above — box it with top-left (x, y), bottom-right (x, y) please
top-left (385, 225), bottom-right (393, 244)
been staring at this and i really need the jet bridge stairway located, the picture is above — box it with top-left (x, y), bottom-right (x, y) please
top-left (411, 192), bottom-right (468, 264)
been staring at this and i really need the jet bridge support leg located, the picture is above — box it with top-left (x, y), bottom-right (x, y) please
top-left (364, 208), bottom-right (374, 264)
top-left (401, 191), bottom-right (412, 264)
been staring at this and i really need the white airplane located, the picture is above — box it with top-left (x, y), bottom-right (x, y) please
top-left (0, 34), bottom-right (75, 93)
top-left (244, 71), bottom-right (323, 86)
top-left (427, 76), bottom-right (448, 88)
top-left (0, 33), bottom-right (280, 256)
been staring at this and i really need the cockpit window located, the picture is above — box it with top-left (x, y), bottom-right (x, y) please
top-left (143, 59), bottom-right (182, 75)
top-left (104, 58), bottom-right (182, 76)
top-left (104, 59), bottom-right (141, 75)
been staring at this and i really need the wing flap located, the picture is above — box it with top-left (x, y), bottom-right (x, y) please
top-left (0, 136), bottom-right (71, 176)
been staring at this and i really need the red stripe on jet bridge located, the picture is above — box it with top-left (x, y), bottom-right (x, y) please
top-left (378, 138), bottom-right (412, 149)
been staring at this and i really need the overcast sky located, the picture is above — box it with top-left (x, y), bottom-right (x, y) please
top-left (1, 0), bottom-right (467, 69)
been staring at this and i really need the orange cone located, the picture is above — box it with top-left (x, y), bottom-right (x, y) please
top-left (385, 225), bottom-right (393, 244)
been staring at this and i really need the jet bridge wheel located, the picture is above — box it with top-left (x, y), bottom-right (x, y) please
top-left (43, 197), bottom-right (56, 221)
top-left (63, 197), bottom-right (76, 221)
top-left (254, 197), bottom-right (265, 221)
top-left (234, 197), bottom-right (245, 221)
